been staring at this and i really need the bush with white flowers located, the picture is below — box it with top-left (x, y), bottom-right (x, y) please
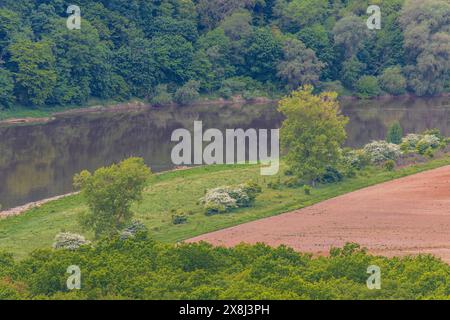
top-left (400, 134), bottom-right (422, 151)
top-left (120, 220), bottom-right (148, 240)
top-left (53, 232), bottom-right (90, 250)
top-left (200, 182), bottom-right (262, 215)
top-left (363, 140), bottom-right (401, 164)
top-left (401, 133), bottom-right (441, 154)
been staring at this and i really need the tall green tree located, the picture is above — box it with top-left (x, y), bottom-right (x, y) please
top-left (0, 67), bottom-right (14, 108)
top-left (244, 28), bottom-right (282, 82)
top-left (278, 86), bottom-right (348, 184)
top-left (9, 39), bottom-right (57, 106)
top-left (399, 0), bottom-right (450, 96)
top-left (277, 38), bottom-right (325, 90)
top-left (74, 157), bottom-right (152, 238)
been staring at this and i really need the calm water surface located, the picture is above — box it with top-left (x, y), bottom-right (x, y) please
top-left (0, 96), bottom-right (449, 209)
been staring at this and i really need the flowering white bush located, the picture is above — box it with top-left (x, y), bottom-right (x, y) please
top-left (200, 182), bottom-right (262, 215)
top-left (53, 232), bottom-right (90, 250)
top-left (363, 141), bottom-right (401, 164)
top-left (401, 133), bottom-right (441, 154)
top-left (200, 187), bottom-right (238, 215)
top-left (342, 149), bottom-right (371, 170)
top-left (420, 134), bottom-right (440, 148)
top-left (401, 134), bottom-right (422, 150)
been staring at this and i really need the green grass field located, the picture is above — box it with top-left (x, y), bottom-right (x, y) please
top-left (1, 156), bottom-right (450, 259)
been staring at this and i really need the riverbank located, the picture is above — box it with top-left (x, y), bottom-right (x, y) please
top-left (0, 95), bottom-right (276, 125)
top-left (1, 155), bottom-right (450, 259)
top-left (2, 92), bottom-right (449, 126)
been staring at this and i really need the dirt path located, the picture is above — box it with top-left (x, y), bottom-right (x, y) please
top-left (188, 166), bottom-right (450, 262)
top-left (0, 193), bottom-right (77, 219)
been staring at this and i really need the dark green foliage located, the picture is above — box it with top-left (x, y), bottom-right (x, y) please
top-left (387, 122), bottom-right (403, 145)
top-left (0, 67), bottom-right (14, 108)
top-left (0, 0), bottom-right (447, 109)
top-left (317, 166), bottom-right (343, 184)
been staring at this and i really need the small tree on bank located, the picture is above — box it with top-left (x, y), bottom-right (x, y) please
top-left (386, 121), bottom-right (403, 145)
top-left (74, 157), bottom-right (152, 238)
top-left (278, 86), bottom-right (348, 185)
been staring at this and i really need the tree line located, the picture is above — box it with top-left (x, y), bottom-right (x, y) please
top-left (0, 0), bottom-right (449, 109)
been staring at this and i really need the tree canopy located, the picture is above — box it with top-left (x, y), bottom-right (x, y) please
top-left (0, 0), bottom-right (448, 109)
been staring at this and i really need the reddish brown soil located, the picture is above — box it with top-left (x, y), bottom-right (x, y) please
top-left (188, 166), bottom-right (450, 262)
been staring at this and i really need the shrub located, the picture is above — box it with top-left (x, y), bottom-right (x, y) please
top-left (151, 84), bottom-right (173, 106)
top-left (218, 87), bottom-right (233, 99)
top-left (342, 149), bottom-right (371, 170)
top-left (363, 141), bottom-right (401, 165)
top-left (53, 233), bottom-right (90, 250)
top-left (240, 181), bottom-right (262, 202)
top-left (400, 134), bottom-right (422, 152)
top-left (401, 133), bottom-right (441, 154)
top-left (174, 80), bottom-right (200, 105)
top-left (171, 210), bottom-right (188, 225)
top-left (317, 166), bottom-right (343, 184)
top-left (383, 160), bottom-right (396, 171)
top-left (221, 77), bottom-right (263, 95)
top-left (303, 185), bottom-right (311, 195)
top-left (120, 220), bottom-right (148, 240)
top-left (200, 187), bottom-right (238, 215)
top-left (378, 66), bottom-right (407, 95)
top-left (284, 177), bottom-right (302, 188)
top-left (420, 134), bottom-right (440, 149)
top-left (318, 81), bottom-right (345, 96)
top-left (386, 122), bottom-right (403, 145)
top-left (355, 76), bottom-right (381, 99)
top-left (200, 182), bottom-right (262, 215)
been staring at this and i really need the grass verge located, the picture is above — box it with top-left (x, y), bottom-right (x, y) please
top-left (0, 156), bottom-right (449, 259)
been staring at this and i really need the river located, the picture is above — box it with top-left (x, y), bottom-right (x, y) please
top-left (0, 96), bottom-right (449, 210)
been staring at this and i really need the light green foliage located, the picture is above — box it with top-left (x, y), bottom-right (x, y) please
top-left (1, 240), bottom-right (450, 300)
top-left (356, 76), bottom-right (381, 99)
top-left (9, 39), bottom-right (57, 106)
top-left (400, 132), bottom-right (443, 155)
top-left (379, 66), bottom-right (407, 95)
top-left (279, 86), bottom-right (348, 184)
top-left (2, 157), bottom-right (450, 259)
top-left (73, 157), bottom-right (152, 238)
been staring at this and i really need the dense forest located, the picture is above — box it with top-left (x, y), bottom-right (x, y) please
top-left (0, 0), bottom-right (449, 108)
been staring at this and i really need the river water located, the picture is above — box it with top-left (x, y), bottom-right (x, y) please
top-left (0, 96), bottom-right (449, 209)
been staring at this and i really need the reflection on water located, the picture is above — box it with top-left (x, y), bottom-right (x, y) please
top-left (0, 96), bottom-right (449, 209)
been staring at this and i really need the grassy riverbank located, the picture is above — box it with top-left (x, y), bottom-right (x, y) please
top-left (1, 156), bottom-right (449, 259)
